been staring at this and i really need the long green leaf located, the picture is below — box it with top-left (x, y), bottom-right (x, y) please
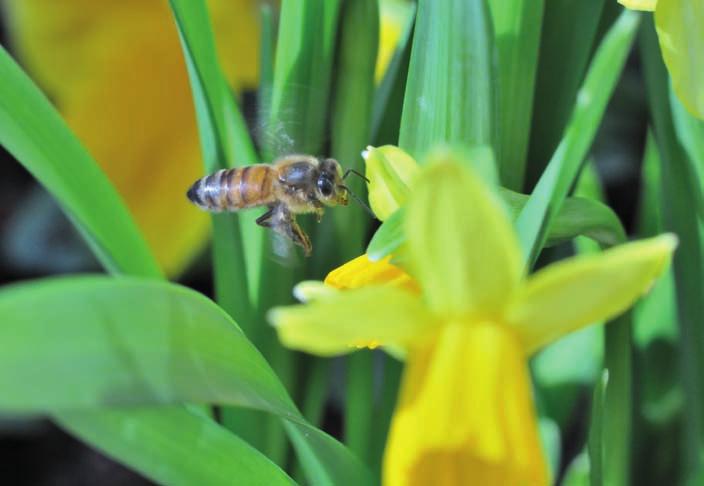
top-left (168, 0), bottom-right (258, 329)
top-left (515, 10), bottom-right (639, 268)
top-left (525, 0), bottom-right (606, 189)
top-left (488, 0), bottom-right (544, 190)
top-left (398, 0), bottom-right (494, 159)
top-left (0, 275), bottom-right (373, 486)
top-left (371, 2), bottom-right (416, 146)
top-left (266, 0), bottom-right (341, 157)
top-left (366, 189), bottom-right (625, 260)
top-left (0, 46), bottom-right (161, 279)
top-left (56, 408), bottom-right (295, 486)
top-left (641, 18), bottom-right (704, 477)
top-left (328, 0), bottom-right (378, 260)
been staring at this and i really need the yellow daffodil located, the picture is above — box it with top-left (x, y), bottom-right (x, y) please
top-left (3, 0), bottom-right (261, 275)
top-left (619, 0), bottom-right (704, 119)
top-left (270, 149), bottom-right (676, 485)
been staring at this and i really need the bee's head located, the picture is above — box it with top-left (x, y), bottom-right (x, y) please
top-left (316, 158), bottom-right (349, 206)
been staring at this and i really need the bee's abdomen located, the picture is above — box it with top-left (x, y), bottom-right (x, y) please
top-left (187, 166), bottom-right (275, 212)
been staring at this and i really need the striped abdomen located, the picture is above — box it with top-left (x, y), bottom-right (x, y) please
top-left (187, 165), bottom-right (277, 212)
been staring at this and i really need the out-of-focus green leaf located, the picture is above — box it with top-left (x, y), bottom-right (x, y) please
top-left (670, 86), bottom-right (704, 205)
top-left (169, 0), bottom-right (258, 328)
top-left (329, 0), bottom-right (378, 259)
top-left (641, 18), bottom-right (704, 476)
top-left (371, 2), bottom-right (415, 146)
top-left (526, 0), bottom-right (606, 189)
top-left (563, 451), bottom-right (591, 486)
top-left (266, 0), bottom-right (341, 157)
top-left (366, 189), bottom-right (625, 260)
top-left (501, 189), bottom-right (626, 247)
top-left (0, 276), bottom-right (373, 486)
top-left (538, 417), bottom-right (561, 482)
top-left (398, 0), bottom-right (493, 159)
top-left (488, 0), bottom-right (544, 190)
top-left (0, 46), bottom-right (161, 279)
top-left (515, 10), bottom-right (639, 268)
top-left (588, 369), bottom-right (608, 486)
top-left (367, 208), bottom-right (404, 261)
top-left (602, 312), bottom-right (633, 486)
top-left (655, 0), bottom-right (704, 119)
top-left (57, 408), bottom-right (296, 486)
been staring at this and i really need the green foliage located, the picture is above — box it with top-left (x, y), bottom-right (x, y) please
top-left (399, 0), bottom-right (494, 159)
top-left (516, 9), bottom-right (639, 268)
top-left (0, 46), bottom-right (161, 279)
top-left (0, 0), bottom-right (699, 484)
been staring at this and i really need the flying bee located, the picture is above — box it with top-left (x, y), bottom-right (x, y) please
top-left (186, 155), bottom-right (369, 256)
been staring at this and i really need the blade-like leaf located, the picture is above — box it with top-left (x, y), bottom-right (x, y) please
top-left (371, 2), bottom-right (416, 145)
top-left (488, 0), bottom-right (545, 190)
top-left (398, 0), bottom-right (494, 160)
top-left (0, 46), bottom-right (161, 279)
top-left (515, 10), bottom-right (639, 268)
top-left (525, 0), bottom-right (606, 189)
top-left (169, 0), bottom-right (258, 328)
top-left (0, 275), bottom-right (373, 486)
top-left (366, 189), bottom-right (625, 260)
top-left (641, 18), bottom-right (704, 476)
top-left (57, 408), bottom-right (296, 486)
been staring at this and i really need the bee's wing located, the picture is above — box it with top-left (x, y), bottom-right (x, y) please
top-left (267, 231), bottom-right (303, 269)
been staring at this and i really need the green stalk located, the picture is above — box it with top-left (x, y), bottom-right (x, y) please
top-left (515, 10), bottom-right (640, 268)
top-left (640, 18), bottom-right (704, 478)
top-left (488, 0), bottom-right (545, 190)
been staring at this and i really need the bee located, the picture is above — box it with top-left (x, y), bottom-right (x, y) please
top-left (186, 155), bottom-right (368, 256)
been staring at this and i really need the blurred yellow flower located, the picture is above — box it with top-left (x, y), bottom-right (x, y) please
top-left (3, 0), bottom-right (260, 275)
top-left (270, 149), bottom-right (676, 485)
top-left (619, 0), bottom-right (704, 119)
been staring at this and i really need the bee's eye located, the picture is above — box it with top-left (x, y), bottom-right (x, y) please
top-left (317, 178), bottom-right (334, 197)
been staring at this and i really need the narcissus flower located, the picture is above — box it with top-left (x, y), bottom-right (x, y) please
top-left (619, 0), bottom-right (704, 119)
top-left (270, 150), bottom-right (676, 485)
top-left (3, 0), bottom-right (261, 275)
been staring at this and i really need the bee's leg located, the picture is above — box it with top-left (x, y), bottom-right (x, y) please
top-left (265, 204), bottom-right (312, 256)
top-left (286, 217), bottom-right (312, 256)
top-left (255, 206), bottom-right (275, 227)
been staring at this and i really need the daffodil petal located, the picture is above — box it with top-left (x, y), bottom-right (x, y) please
top-left (405, 154), bottom-right (522, 316)
top-left (269, 286), bottom-right (435, 357)
top-left (364, 145), bottom-right (420, 221)
top-left (4, 0), bottom-right (260, 275)
top-left (384, 322), bottom-right (548, 486)
top-left (618, 0), bottom-right (656, 11)
top-left (324, 254), bottom-right (419, 293)
top-left (505, 234), bottom-right (677, 355)
top-left (655, 0), bottom-right (704, 119)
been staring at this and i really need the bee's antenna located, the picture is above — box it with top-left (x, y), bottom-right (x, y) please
top-left (343, 168), bottom-right (370, 183)
top-left (338, 185), bottom-right (376, 219)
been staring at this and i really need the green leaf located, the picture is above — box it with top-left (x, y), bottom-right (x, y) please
top-left (327, 0), bottom-right (379, 261)
top-left (641, 17), bottom-right (704, 476)
top-left (515, 10), bottom-right (640, 268)
top-left (399, 0), bottom-right (494, 159)
top-left (371, 2), bottom-right (416, 146)
top-left (266, 0), bottom-right (342, 157)
top-left (588, 369), bottom-right (609, 486)
top-left (525, 0), bottom-right (606, 188)
top-left (367, 208), bottom-right (405, 261)
top-left (0, 276), bottom-right (373, 486)
top-left (366, 189), bottom-right (625, 260)
top-left (488, 0), bottom-right (545, 190)
top-left (602, 312), bottom-right (633, 486)
top-left (168, 0), bottom-right (258, 328)
top-left (56, 408), bottom-right (296, 486)
top-left (0, 46), bottom-right (161, 279)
